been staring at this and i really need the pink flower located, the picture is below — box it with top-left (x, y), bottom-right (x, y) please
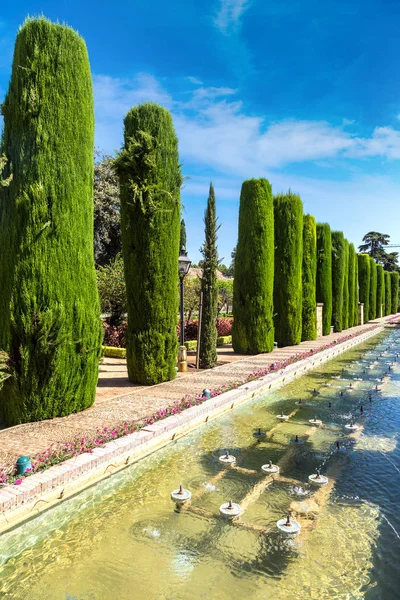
top-left (14, 479), bottom-right (23, 485)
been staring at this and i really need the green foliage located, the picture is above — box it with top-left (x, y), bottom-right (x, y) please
top-left (218, 279), bottom-right (233, 314)
top-left (376, 264), bottom-right (384, 319)
top-left (0, 18), bottom-right (102, 425)
top-left (97, 253), bottom-right (127, 325)
top-left (358, 254), bottom-right (370, 322)
top-left (184, 340), bottom-right (197, 351)
top-left (342, 239), bottom-right (349, 329)
top-left (116, 102), bottom-right (182, 384)
top-left (217, 335), bottom-right (232, 346)
top-left (348, 243), bottom-right (356, 327)
top-left (102, 346), bottom-right (126, 358)
top-left (390, 271), bottom-right (399, 314)
top-left (385, 271), bottom-right (392, 315)
top-left (368, 257), bottom-right (377, 320)
top-left (233, 179), bottom-right (274, 353)
top-left (301, 214), bottom-right (317, 341)
top-left (94, 152), bottom-right (121, 266)
top-left (331, 231), bottom-right (346, 332)
top-left (180, 218), bottom-right (187, 253)
top-left (353, 251), bottom-right (359, 325)
top-left (199, 183), bottom-right (219, 369)
top-left (184, 277), bottom-right (201, 321)
top-left (274, 192), bottom-right (303, 346)
top-left (316, 223), bottom-right (332, 335)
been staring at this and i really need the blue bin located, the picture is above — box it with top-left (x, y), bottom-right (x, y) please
top-left (16, 456), bottom-right (32, 475)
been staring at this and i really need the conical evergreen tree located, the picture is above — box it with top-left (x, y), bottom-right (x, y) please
top-left (385, 271), bottom-right (391, 315)
top-left (369, 258), bottom-right (377, 320)
top-left (390, 271), bottom-right (399, 314)
top-left (316, 223), bottom-right (332, 335)
top-left (274, 193), bottom-right (303, 346)
top-left (232, 179), bottom-right (274, 353)
top-left (0, 18), bottom-right (102, 425)
top-left (348, 243), bottom-right (356, 327)
top-left (358, 254), bottom-right (370, 322)
top-left (180, 219), bottom-right (187, 253)
top-left (199, 183), bottom-right (219, 369)
top-left (331, 231), bottom-right (346, 332)
top-left (116, 103), bottom-right (182, 384)
top-left (301, 215), bottom-right (317, 341)
top-left (354, 252), bottom-right (359, 325)
top-left (376, 264), bottom-right (384, 319)
top-left (342, 239), bottom-right (349, 329)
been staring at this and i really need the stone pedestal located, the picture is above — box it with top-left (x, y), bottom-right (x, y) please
top-left (316, 303), bottom-right (324, 338)
top-left (358, 303), bottom-right (364, 325)
top-left (177, 346), bottom-right (188, 372)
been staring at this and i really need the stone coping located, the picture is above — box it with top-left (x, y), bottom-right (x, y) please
top-left (0, 326), bottom-right (384, 533)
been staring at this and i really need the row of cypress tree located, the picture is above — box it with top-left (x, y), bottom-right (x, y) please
top-left (232, 179), bottom-right (399, 354)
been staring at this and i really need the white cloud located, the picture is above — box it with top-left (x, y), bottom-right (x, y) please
top-left (214, 0), bottom-right (251, 34)
top-left (187, 76), bottom-right (203, 85)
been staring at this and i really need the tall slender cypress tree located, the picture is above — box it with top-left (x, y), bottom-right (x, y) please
top-left (0, 18), bottom-right (102, 425)
top-left (199, 183), bottom-right (219, 368)
top-left (316, 223), bottom-right (332, 335)
top-left (348, 243), bottom-right (356, 327)
top-left (180, 219), bottom-right (187, 253)
top-left (376, 264), bottom-right (384, 319)
top-left (331, 231), bottom-right (346, 332)
top-left (369, 258), bottom-right (377, 320)
top-left (274, 193), bottom-right (303, 346)
top-left (354, 252), bottom-right (359, 325)
top-left (342, 239), bottom-right (349, 329)
top-left (116, 103), bottom-right (182, 384)
top-left (390, 271), bottom-right (399, 314)
top-left (301, 215), bottom-right (317, 341)
top-left (385, 271), bottom-right (391, 315)
top-left (358, 254), bottom-right (370, 322)
top-left (232, 179), bottom-right (274, 353)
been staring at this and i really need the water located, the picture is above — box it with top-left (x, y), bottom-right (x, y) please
top-left (0, 330), bottom-right (399, 599)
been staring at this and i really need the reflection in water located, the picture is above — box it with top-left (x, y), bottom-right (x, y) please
top-left (0, 331), bottom-right (399, 599)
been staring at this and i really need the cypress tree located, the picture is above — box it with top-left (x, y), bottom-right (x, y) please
top-left (342, 239), bottom-right (349, 329)
top-left (348, 243), bottom-right (356, 327)
top-left (353, 252), bottom-right (359, 325)
top-left (0, 18), bottom-right (102, 425)
top-left (232, 179), bottom-right (274, 353)
top-left (116, 103), bottom-right (182, 384)
top-left (369, 258), bottom-right (377, 320)
top-left (331, 231), bottom-right (346, 332)
top-left (390, 271), bottom-right (399, 315)
top-left (358, 254), bottom-right (370, 322)
top-left (180, 219), bottom-right (187, 253)
top-left (316, 223), bottom-right (332, 335)
top-left (301, 215), bottom-right (317, 341)
top-left (199, 183), bottom-right (219, 369)
top-left (385, 271), bottom-right (391, 315)
top-left (376, 264), bottom-right (384, 319)
top-left (274, 192), bottom-right (303, 346)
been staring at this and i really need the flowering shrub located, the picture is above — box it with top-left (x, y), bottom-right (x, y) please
top-left (0, 326), bottom-right (378, 486)
top-left (103, 322), bottom-right (127, 348)
top-left (216, 317), bottom-right (233, 336)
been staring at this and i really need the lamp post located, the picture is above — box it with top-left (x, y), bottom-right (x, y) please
top-left (178, 251), bottom-right (192, 372)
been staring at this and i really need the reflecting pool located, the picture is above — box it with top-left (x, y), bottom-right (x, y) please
top-left (0, 330), bottom-right (399, 599)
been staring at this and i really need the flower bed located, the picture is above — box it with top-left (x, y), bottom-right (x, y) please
top-left (0, 326), bottom-right (378, 486)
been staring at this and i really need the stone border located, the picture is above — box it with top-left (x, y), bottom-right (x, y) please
top-left (0, 326), bottom-right (384, 534)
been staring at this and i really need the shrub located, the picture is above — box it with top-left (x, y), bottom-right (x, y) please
top-left (376, 264), bottom-right (384, 319)
top-left (116, 103), bottom-right (182, 384)
top-left (97, 253), bottom-right (127, 325)
top-left (233, 179), bottom-right (274, 353)
top-left (103, 322), bottom-right (127, 347)
top-left (316, 223), bottom-right (332, 335)
top-left (331, 231), bottom-right (346, 332)
top-left (385, 271), bottom-right (391, 315)
top-left (353, 249), bottom-right (359, 325)
top-left (348, 243), bottom-right (356, 327)
top-left (358, 254), bottom-right (371, 322)
top-left (274, 192), bottom-right (303, 346)
top-left (369, 257), bottom-right (377, 320)
top-left (102, 346), bottom-right (127, 359)
top-left (217, 317), bottom-right (233, 336)
top-left (301, 215), bottom-right (317, 341)
top-left (0, 18), bottom-right (102, 425)
top-left (342, 240), bottom-right (349, 329)
top-left (390, 271), bottom-right (399, 314)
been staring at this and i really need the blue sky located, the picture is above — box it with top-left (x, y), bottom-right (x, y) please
top-left (1, 0), bottom-right (400, 263)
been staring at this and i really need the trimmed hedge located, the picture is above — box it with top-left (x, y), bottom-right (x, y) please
top-left (369, 257), bottom-right (377, 320)
top-left (385, 271), bottom-right (391, 316)
top-left (331, 231), bottom-right (346, 332)
top-left (301, 215), bottom-right (317, 341)
top-left (390, 271), bottom-right (399, 314)
top-left (0, 18), bottom-right (102, 425)
top-left (348, 243), bottom-right (356, 327)
top-left (342, 239), bottom-right (349, 329)
top-left (184, 335), bottom-right (232, 352)
top-left (353, 250), bottom-right (359, 325)
top-left (103, 346), bottom-right (127, 358)
top-left (358, 254), bottom-right (371, 322)
top-left (274, 192), bottom-right (303, 346)
top-left (233, 179), bottom-right (274, 354)
top-left (316, 223), bottom-right (332, 335)
top-left (376, 264), bottom-right (384, 319)
top-left (116, 103), bottom-right (182, 384)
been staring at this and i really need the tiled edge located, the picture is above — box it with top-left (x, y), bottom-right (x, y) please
top-left (0, 325), bottom-right (384, 532)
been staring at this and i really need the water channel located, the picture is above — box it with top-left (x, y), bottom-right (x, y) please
top-left (0, 329), bottom-right (399, 599)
